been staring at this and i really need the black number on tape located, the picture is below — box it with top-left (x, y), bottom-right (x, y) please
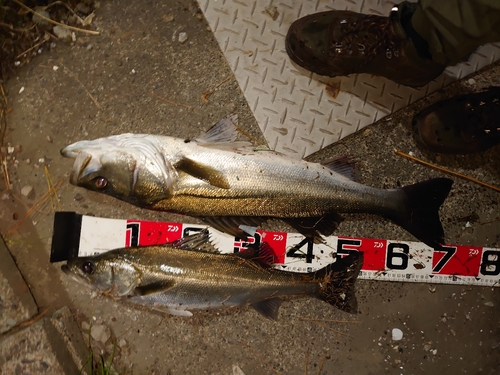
top-left (287, 237), bottom-right (314, 263)
top-left (432, 246), bottom-right (457, 273)
top-left (480, 250), bottom-right (500, 276)
top-left (126, 223), bottom-right (140, 247)
top-left (386, 243), bottom-right (409, 270)
top-left (336, 239), bottom-right (361, 262)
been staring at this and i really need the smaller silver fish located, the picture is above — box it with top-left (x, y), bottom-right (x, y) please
top-left (61, 230), bottom-right (363, 319)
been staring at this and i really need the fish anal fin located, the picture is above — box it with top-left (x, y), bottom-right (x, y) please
top-left (321, 156), bottom-right (360, 181)
top-left (285, 213), bottom-right (343, 242)
top-left (195, 114), bottom-right (239, 143)
top-left (250, 298), bottom-right (283, 320)
top-left (134, 280), bottom-right (176, 296)
top-left (175, 157), bottom-right (230, 189)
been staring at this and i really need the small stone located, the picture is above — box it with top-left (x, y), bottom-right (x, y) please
top-left (75, 2), bottom-right (91, 14)
top-left (53, 65), bottom-right (59, 71)
top-left (118, 338), bottom-right (127, 348)
top-left (431, 349), bottom-right (438, 355)
top-left (423, 343), bottom-right (432, 351)
top-left (19, 87), bottom-right (25, 94)
top-left (21, 185), bottom-right (35, 199)
top-left (467, 78), bottom-right (476, 85)
top-left (32, 8), bottom-right (51, 26)
top-left (90, 324), bottom-right (111, 344)
top-left (7, 146), bottom-right (14, 154)
top-left (164, 12), bottom-right (175, 22)
top-left (484, 301), bottom-right (494, 307)
top-left (46, 135), bottom-right (53, 143)
top-left (81, 321), bottom-right (90, 331)
top-left (178, 32), bottom-right (188, 44)
top-left (74, 193), bottom-right (84, 201)
top-left (53, 25), bottom-right (72, 42)
top-left (391, 328), bottom-right (403, 341)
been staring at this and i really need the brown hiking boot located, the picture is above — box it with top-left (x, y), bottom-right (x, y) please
top-left (285, 3), bottom-right (445, 87)
top-left (412, 87), bottom-right (500, 154)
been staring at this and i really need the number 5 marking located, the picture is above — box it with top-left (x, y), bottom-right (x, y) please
top-left (432, 246), bottom-right (457, 273)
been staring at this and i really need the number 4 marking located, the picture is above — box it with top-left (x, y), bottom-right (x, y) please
top-left (433, 246), bottom-right (457, 273)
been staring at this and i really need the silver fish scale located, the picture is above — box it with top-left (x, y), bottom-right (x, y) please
top-left (121, 246), bottom-right (317, 312)
top-left (151, 137), bottom-right (400, 218)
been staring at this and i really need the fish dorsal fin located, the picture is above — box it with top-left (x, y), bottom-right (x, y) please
top-left (196, 114), bottom-right (239, 144)
top-left (133, 280), bottom-right (176, 296)
top-left (321, 156), bottom-right (360, 181)
top-left (175, 157), bottom-right (230, 189)
top-left (250, 298), bottom-right (283, 320)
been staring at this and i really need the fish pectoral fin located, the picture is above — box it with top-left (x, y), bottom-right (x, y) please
top-left (284, 213), bottom-right (343, 242)
top-left (320, 156), bottom-right (360, 181)
top-left (250, 298), bottom-right (283, 320)
top-left (153, 306), bottom-right (193, 317)
top-left (175, 157), bottom-right (230, 189)
top-left (133, 280), bottom-right (176, 296)
top-left (195, 114), bottom-right (239, 143)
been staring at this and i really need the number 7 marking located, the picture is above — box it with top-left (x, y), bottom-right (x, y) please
top-left (432, 246), bottom-right (457, 273)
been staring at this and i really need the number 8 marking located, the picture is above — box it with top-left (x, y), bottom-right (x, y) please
top-left (480, 250), bottom-right (500, 276)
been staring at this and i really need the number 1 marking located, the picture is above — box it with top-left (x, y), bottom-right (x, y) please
top-left (432, 246), bottom-right (457, 273)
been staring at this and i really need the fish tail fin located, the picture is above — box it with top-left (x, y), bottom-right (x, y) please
top-left (393, 178), bottom-right (453, 249)
top-left (313, 252), bottom-right (363, 314)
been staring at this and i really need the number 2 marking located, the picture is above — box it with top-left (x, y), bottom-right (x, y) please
top-left (432, 246), bottom-right (457, 273)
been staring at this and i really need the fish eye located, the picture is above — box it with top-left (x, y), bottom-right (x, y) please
top-left (94, 177), bottom-right (108, 189)
top-left (81, 261), bottom-right (95, 274)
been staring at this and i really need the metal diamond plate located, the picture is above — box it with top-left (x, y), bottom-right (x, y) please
top-left (198, 0), bottom-right (500, 157)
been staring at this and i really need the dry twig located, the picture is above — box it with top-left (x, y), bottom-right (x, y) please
top-left (7, 178), bottom-right (64, 236)
top-left (201, 75), bottom-right (232, 103)
top-left (62, 65), bottom-right (102, 109)
top-left (395, 150), bottom-right (500, 193)
top-left (16, 33), bottom-right (50, 59)
top-left (12, 0), bottom-right (100, 35)
top-left (151, 91), bottom-right (194, 110)
top-left (298, 317), bottom-right (362, 324)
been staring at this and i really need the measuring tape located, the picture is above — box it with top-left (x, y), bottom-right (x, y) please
top-left (50, 212), bottom-right (499, 287)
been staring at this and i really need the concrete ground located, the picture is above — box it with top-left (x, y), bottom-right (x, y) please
top-left (1, 0), bottom-right (499, 374)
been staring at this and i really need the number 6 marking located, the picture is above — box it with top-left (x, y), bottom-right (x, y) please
top-left (432, 246), bottom-right (457, 273)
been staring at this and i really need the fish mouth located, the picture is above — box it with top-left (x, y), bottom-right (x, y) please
top-left (60, 145), bottom-right (78, 159)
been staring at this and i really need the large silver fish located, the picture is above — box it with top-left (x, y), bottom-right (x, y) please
top-left (61, 230), bottom-right (363, 319)
top-left (61, 115), bottom-right (452, 248)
